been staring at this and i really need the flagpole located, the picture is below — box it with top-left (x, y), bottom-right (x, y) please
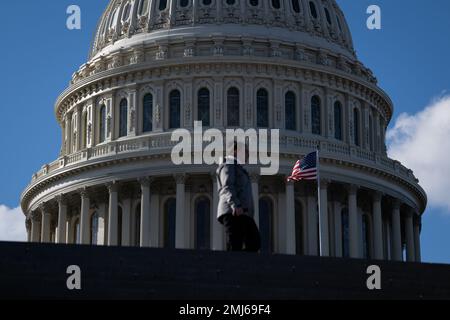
top-left (316, 146), bottom-right (323, 257)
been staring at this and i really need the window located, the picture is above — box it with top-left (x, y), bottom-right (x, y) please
top-left (134, 205), bottom-right (141, 247)
top-left (122, 2), bottom-right (132, 21)
top-left (118, 206), bottom-right (123, 246)
top-left (259, 197), bottom-right (274, 253)
top-left (195, 197), bottom-right (211, 250)
top-left (159, 0), bottom-right (167, 10)
top-left (309, 1), bottom-right (318, 19)
top-left (180, 0), bottom-right (189, 7)
top-left (295, 201), bottom-right (304, 255)
top-left (311, 96), bottom-right (321, 135)
top-left (226, 0), bottom-right (236, 5)
top-left (143, 93), bottom-right (153, 133)
top-left (341, 209), bottom-right (349, 258)
top-left (257, 88), bottom-right (269, 128)
top-left (202, 0), bottom-right (212, 5)
top-left (291, 0), bottom-right (300, 13)
top-left (91, 211), bottom-right (99, 245)
top-left (250, 0), bottom-right (259, 6)
top-left (324, 7), bottom-right (332, 25)
top-left (334, 101), bottom-right (343, 140)
top-left (164, 198), bottom-right (176, 249)
top-left (197, 88), bottom-right (210, 127)
top-left (285, 91), bottom-right (296, 131)
top-left (353, 108), bottom-right (360, 146)
top-left (81, 112), bottom-right (88, 149)
top-left (336, 15), bottom-right (343, 32)
top-left (99, 104), bottom-right (107, 143)
top-left (271, 0), bottom-right (281, 9)
top-left (227, 87), bottom-right (240, 127)
top-left (119, 98), bottom-right (128, 138)
top-left (369, 115), bottom-right (374, 151)
top-left (362, 214), bottom-right (371, 259)
top-left (169, 90), bottom-right (181, 129)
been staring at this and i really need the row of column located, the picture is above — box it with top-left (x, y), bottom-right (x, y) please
top-left (283, 180), bottom-right (421, 262)
top-left (27, 176), bottom-right (421, 263)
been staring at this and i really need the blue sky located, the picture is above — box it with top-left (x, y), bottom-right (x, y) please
top-left (0, 1), bottom-right (449, 263)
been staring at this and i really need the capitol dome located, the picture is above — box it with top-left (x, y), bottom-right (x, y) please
top-left (22, 0), bottom-right (426, 263)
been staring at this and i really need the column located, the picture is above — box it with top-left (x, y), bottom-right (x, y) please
top-left (175, 174), bottom-right (187, 249)
top-left (121, 198), bottom-right (131, 247)
top-left (31, 212), bottom-right (41, 243)
top-left (307, 191), bottom-right (318, 256)
top-left (150, 188), bottom-right (160, 248)
top-left (40, 205), bottom-right (51, 243)
top-left (348, 185), bottom-right (359, 258)
top-left (333, 202), bottom-right (343, 258)
top-left (285, 179), bottom-right (296, 255)
top-left (391, 200), bottom-right (402, 261)
top-left (250, 173), bottom-right (260, 227)
top-left (414, 216), bottom-right (422, 262)
top-left (372, 192), bottom-right (383, 260)
top-left (212, 174), bottom-right (224, 251)
top-left (140, 177), bottom-right (152, 248)
top-left (319, 180), bottom-right (330, 256)
top-left (107, 182), bottom-right (119, 246)
top-left (405, 210), bottom-right (415, 262)
top-left (56, 196), bottom-right (68, 244)
top-left (80, 189), bottom-right (91, 245)
top-left (26, 219), bottom-right (31, 243)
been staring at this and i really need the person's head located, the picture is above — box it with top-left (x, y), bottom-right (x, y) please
top-left (227, 140), bottom-right (249, 163)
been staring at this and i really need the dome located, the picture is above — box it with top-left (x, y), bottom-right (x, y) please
top-left (90, 0), bottom-right (355, 60)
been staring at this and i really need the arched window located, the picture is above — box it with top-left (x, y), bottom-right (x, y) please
top-left (143, 93), bottom-right (153, 133)
top-left (99, 104), bottom-right (107, 143)
top-left (180, 0), bottom-right (189, 7)
top-left (324, 7), bottom-right (332, 25)
top-left (353, 108), bottom-right (360, 146)
top-left (227, 87), bottom-right (240, 127)
top-left (311, 95), bottom-right (321, 135)
top-left (362, 214), bottom-right (371, 259)
top-left (334, 101), bottom-right (343, 140)
top-left (159, 0), bottom-right (167, 11)
top-left (295, 201), bottom-right (304, 255)
top-left (119, 98), bottom-right (128, 138)
top-left (257, 88), bottom-right (269, 128)
top-left (309, 1), bottom-right (318, 19)
top-left (291, 0), bottom-right (300, 13)
top-left (271, 0), bottom-right (281, 9)
top-left (122, 2), bottom-right (132, 21)
top-left (259, 197), bottom-right (274, 253)
top-left (195, 197), bottom-right (211, 250)
top-left (341, 208), bottom-right (350, 258)
top-left (163, 198), bottom-right (176, 249)
top-left (197, 88), bottom-right (210, 127)
top-left (169, 90), bottom-right (181, 129)
top-left (118, 206), bottom-right (123, 246)
top-left (285, 91), bottom-right (297, 131)
top-left (134, 204), bottom-right (141, 247)
top-left (369, 115), bottom-right (374, 151)
top-left (379, 118), bottom-right (385, 152)
top-left (91, 211), bottom-right (99, 245)
top-left (74, 218), bottom-right (81, 245)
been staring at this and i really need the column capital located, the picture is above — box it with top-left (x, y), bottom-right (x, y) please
top-left (31, 210), bottom-right (41, 222)
top-left (320, 179), bottom-right (331, 189)
top-left (250, 172), bottom-right (260, 183)
top-left (392, 199), bottom-right (402, 210)
top-left (38, 202), bottom-right (51, 214)
top-left (372, 191), bottom-right (383, 202)
top-left (106, 181), bottom-right (119, 193)
top-left (347, 184), bottom-right (358, 195)
top-left (55, 194), bottom-right (67, 206)
top-left (79, 187), bottom-right (91, 199)
top-left (285, 178), bottom-right (294, 186)
top-left (174, 174), bottom-right (187, 185)
top-left (139, 177), bottom-right (154, 187)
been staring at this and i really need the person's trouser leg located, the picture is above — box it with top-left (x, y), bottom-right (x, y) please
top-left (221, 214), bottom-right (245, 251)
top-left (242, 216), bottom-right (261, 252)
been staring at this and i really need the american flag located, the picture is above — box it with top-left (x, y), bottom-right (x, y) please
top-left (287, 151), bottom-right (318, 181)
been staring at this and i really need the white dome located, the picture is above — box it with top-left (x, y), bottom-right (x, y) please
top-left (90, 0), bottom-right (355, 60)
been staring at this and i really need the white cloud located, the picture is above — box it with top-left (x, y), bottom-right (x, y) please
top-left (0, 205), bottom-right (27, 242)
top-left (387, 95), bottom-right (450, 212)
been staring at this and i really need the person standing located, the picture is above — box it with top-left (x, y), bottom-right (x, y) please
top-left (216, 141), bottom-right (261, 252)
